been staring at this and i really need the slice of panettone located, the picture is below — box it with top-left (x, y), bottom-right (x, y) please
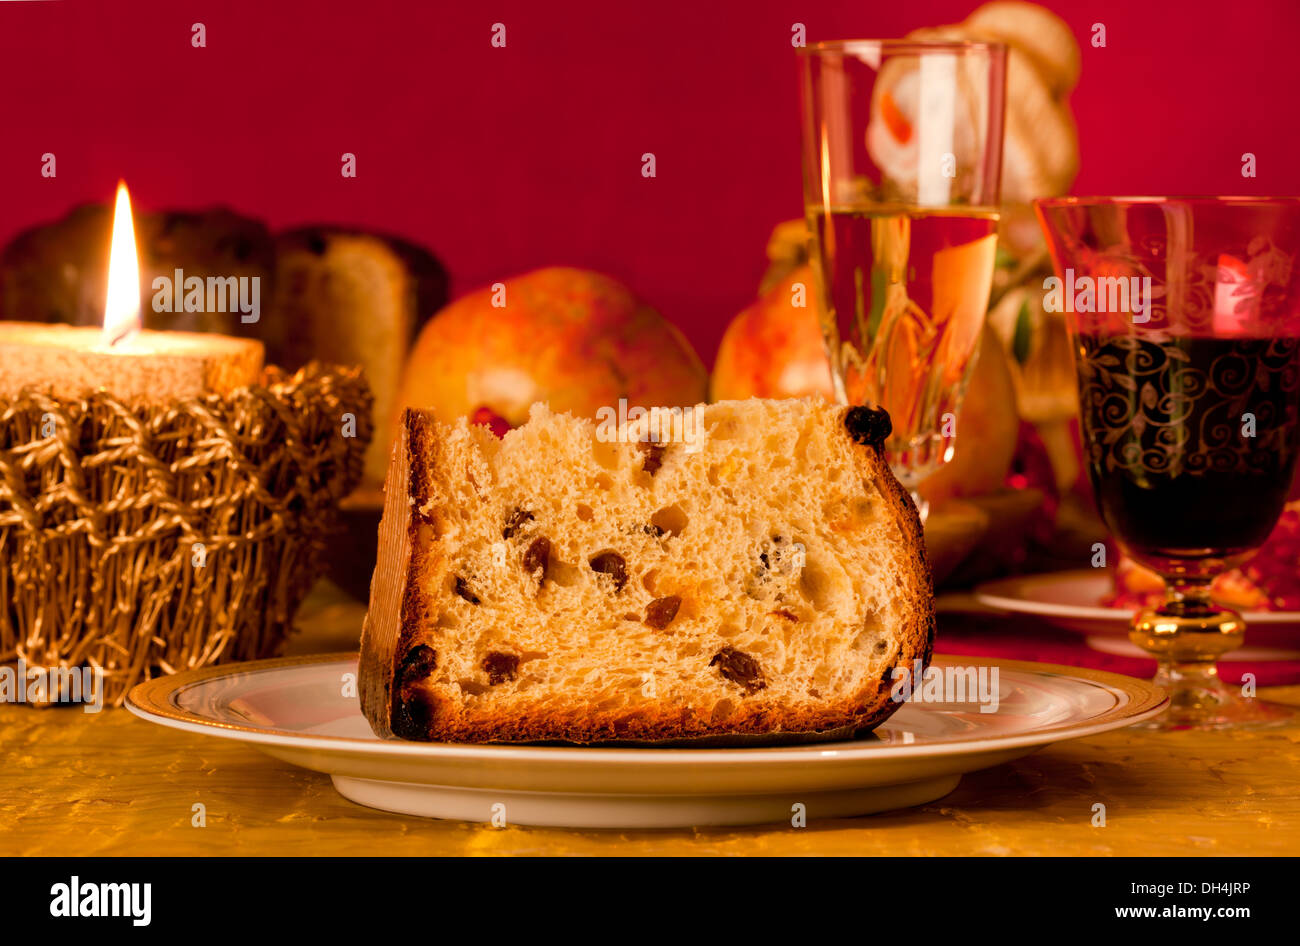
top-left (359, 397), bottom-right (934, 745)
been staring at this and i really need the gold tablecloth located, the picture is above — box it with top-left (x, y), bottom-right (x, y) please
top-left (3, 584), bottom-right (1298, 856)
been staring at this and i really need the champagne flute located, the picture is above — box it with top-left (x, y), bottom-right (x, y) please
top-left (798, 40), bottom-right (1007, 519)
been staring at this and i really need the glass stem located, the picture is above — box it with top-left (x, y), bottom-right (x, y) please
top-left (909, 490), bottom-right (930, 525)
top-left (1150, 658), bottom-right (1228, 703)
top-left (1159, 576), bottom-right (1217, 619)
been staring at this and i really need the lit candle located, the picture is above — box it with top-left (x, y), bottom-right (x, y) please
top-left (0, 182), bottom-right (264, 401)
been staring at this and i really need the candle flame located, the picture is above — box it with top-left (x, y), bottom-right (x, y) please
top-left (103, 181), bottom-right (141, 346)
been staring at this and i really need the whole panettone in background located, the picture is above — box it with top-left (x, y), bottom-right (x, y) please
top-left (270, 228), bottom-right (448, 483)
top-left (0, 203), bottom-right (280, 350)
top-left (393, 267), bottom-right (709, 436)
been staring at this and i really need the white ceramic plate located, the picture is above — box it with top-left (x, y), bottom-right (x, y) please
top-left (126, 653), bottom-right (1166, 828)
top-left (974, 570), bottom-right (1300, 656)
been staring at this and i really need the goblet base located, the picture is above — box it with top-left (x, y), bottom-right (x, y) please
top-left (1130, 665), bottom-right (1296, 732)
top-left (1129, 606), bottom-right (1296, 731)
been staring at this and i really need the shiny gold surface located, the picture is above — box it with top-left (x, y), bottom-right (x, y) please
top-left (1131, 608), bottom-right (1245, 662)
top-left (2, 583), bottom-right (1298, 856)
top-left (1129, 603), bottom-right (1294, 730)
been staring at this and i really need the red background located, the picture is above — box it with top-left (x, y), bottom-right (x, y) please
top-left (1, 0), bottom-right (1297, 365)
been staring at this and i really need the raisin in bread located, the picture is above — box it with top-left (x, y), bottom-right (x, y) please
top-left (359, 398), bottom-right (933, 744)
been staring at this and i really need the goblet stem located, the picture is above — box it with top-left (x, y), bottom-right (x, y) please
top-left (1129, 577), bottom-right (1294, 731)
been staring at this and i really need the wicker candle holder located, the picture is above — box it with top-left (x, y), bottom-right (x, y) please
top-left (0, 362), bottom-right (372, 706)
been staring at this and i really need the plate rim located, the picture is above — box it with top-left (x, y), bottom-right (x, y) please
top-left (126, 652), bottom-right (1169, 762)
top-left (974, 569), bottom-right (1300, 625)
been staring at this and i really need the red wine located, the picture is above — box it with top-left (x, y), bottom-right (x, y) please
top-left (1077, 333), bottom-right (1300, 560)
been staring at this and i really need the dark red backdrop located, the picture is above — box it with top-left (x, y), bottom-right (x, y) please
top-left (2, 0), bottom-right (1296, 364)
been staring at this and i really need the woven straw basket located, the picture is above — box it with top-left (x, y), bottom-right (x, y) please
top-left (0, 362), bottom-right (371, 706)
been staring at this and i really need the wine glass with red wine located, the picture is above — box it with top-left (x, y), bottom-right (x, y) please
top-left (1036, 196), bottom-right (1300, 730)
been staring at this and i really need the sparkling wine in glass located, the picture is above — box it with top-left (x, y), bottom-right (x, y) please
top-left (1036, 196), bottom-right (1300, 730)
top-left (798, 40), bottom-right (1007, 517)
